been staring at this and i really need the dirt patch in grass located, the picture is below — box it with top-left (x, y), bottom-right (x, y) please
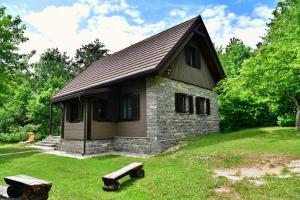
top-left (213, 158), bottom-right (300, 185)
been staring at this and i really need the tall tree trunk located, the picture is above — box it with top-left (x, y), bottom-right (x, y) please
top-left (290, 96), bottom-right (300, 131)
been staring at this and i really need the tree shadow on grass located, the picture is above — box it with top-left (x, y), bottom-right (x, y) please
top-left (184, 128), bottom-right (266, 150)
top-left (0, 151), bottom-right (40, 165)
top-left (0, 148), bottom-right (36, 154)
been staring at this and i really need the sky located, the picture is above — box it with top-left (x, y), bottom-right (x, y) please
top-left (2, 0), bottom-right (278, 61)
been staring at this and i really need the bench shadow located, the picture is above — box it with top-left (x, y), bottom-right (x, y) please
top-left (117, 178), bottom-right (140, 192)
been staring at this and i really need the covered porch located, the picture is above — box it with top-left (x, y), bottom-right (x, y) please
top-left (49, 78), bottom-right (149, 155)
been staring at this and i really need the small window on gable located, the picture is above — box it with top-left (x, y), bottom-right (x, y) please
top-left (195, 97), bottom-right (205, 115)
top-left (93, 99), bottom-right (109, 121)
top-left (120, 93), bottom-right (139, 121)
top-left (185, 45), bottom-right (201, 69)
top-left (175, 93), bottom-right (193, 114)
top-left (66, 99), bottom-right (82, 123)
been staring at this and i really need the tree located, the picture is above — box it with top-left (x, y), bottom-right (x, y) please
top-left (0, 6), bottom-right (28, 69)
top-left (218, 38), bottom-right (253, 76)
top-left (0, 7), bottom-right (33, 133)
top-left (0, 6), bottom-right (29, 105)
top-left (74, 39), bottom-right (109, 72)
top-left (27, 48), bottom-right (72, 135)
top-left (240, 0), bottom-right (300, 131)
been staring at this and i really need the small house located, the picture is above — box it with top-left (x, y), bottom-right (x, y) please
top-left (50, 16), bottom-right (225, 155)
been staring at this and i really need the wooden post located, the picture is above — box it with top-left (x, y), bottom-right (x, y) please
top-left (49, 103), bottom-right (53, 136)
top-left (60, 103), bottom-right (65, 139)
top-left (83, 99), bottom-right (87, 155)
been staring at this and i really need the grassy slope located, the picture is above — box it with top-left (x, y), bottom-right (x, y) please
top-left (0, 127), bottom-right (299, 200)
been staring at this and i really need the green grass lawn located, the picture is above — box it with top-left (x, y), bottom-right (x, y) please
top-left (0, 127), bottom-right (300, 200)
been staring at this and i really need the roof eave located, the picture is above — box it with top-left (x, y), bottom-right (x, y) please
top-left (50, 68), bottom-right (157, 104)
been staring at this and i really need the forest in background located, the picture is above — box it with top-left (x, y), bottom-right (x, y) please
top-left (0, 0), bottom-right (299, 142)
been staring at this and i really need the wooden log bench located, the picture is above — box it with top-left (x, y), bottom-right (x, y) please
top-left (102, 162), bottom-right (144, 191)
top-left (3, 175), bottom-right (52, 200)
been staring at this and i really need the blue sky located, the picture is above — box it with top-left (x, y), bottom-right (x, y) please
top-left (2, 0), bottom-right (277, 61)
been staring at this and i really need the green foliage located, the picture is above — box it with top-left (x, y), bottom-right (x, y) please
top-left (278, 115), bottom-right (295, 127)
top-left (74, 38), bottom-right (109, 72)
top-left (219, 95), bottom-right (276, 131)
top-left (0, 132), bottom-right (27, 143)
top-left (217, 0), bottom-right (300, 131)
top-left (240, 0), bottom-right (300, 130)
top-left (218, 38), bottom-right (253, 76)
top-left (0, 6), bottom-right (28, 68)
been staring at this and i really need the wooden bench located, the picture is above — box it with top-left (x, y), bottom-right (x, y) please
top-left (4, 175), bottom-right (52, 200)
top-left (102, 162), bottom-right (144, 191)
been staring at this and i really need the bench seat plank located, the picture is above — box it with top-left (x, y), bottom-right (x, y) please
top-left (4, 175), bottom-right (52, 199)
top-left (4, 175), bottom-right (51, 187)
top-left (103, 162), bottom-right (143, 180)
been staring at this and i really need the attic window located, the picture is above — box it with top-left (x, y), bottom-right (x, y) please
top-left (185, 46), bottom-right (201, 69)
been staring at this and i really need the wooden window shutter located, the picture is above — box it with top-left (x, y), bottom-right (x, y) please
top-left (78, 101), bottom-right (84, 121)
top-left (195, 97), bottom-right (200, 115)
top-left (131, 93), bottom-right (140, 120)
top-left (206, 98), bottom-right (211, 115)
top-left (175, 93), bottom-right (181, 113)
top-left (185, 46), bottom-right (192, 66)
top-left (188, 95), bottom-right (194, 114)
top-left (108, 95), bottom-right (119, 122)
top-left (92, 100), bottom-right (98, 121)
top-left (66, 102), bottom-right (70, 122)
top-left (195, 48), bottom-right (201, 68)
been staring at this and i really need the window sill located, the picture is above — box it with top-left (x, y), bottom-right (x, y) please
top-left (68, 120), bottom-right (81, 123)
top-left (176, 112), bottom-right (191, 115)
top-left (118, 119), bottom-right (139, 122)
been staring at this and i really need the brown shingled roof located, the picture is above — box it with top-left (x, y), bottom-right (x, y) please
top-left (51, 16), bottom-right (224, 102)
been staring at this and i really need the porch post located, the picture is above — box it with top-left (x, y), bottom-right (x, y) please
top-left (49, 103), bottom-right (53, 136)
top-left (83, 99), bottom-right (87, 155)
top-left (60, 103), bottom-right (65, 139)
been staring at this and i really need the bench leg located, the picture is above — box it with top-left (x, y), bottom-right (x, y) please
top-left (7, 185), bottom-right (22, 198)
top-left (103, 181), bottom-right (120, 191)
top-left (129, 168), bottom-right (145, 178)
top-left (22, 189), bottom-right (49, 200)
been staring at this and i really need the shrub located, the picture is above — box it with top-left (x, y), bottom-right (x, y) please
top-left (219, 96), bottom-right (276, 131)
top-left (0, 132), bottom-right (28, 144)
top-left (277, 115), bottom-right (295, 127)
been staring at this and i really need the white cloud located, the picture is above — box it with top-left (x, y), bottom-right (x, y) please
top-left (18, 1), bottom-right (274, 62)
top-left (169, 8), bottom-right (188, 18)
top-left (20, 0), bottom-right (160, 62)
top-left (198, 4), bottom-right (273, 49)
top-left (253, 5), bottom-right (273, 20)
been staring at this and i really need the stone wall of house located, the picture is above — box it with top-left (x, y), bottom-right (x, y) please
top-left (146, 75), bottom-right (220, 153)
top-left (59, 137), bottom-right (151, 155)
top-left (59, 140), bottom-right (113, 154)
top-left (113, 136), bottom-right (151, 154)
